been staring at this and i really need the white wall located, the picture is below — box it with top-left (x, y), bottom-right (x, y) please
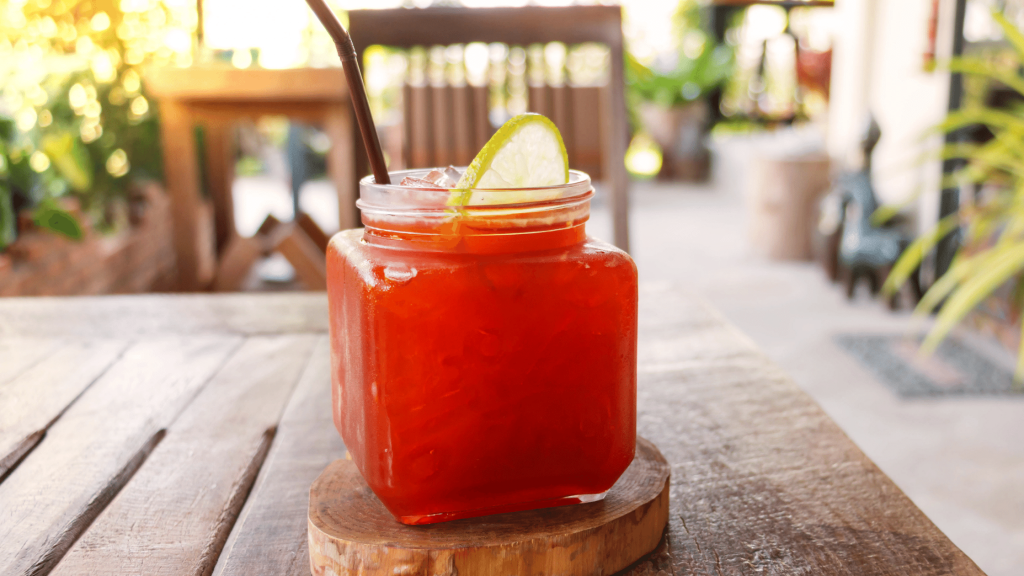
top-left (827, 0), bottom-right (876, 168)
top-left (828, 0), bottom-right (956, 226)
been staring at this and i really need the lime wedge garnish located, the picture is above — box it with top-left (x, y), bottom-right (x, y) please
top-left (450, 113), bottom-right (569, 206)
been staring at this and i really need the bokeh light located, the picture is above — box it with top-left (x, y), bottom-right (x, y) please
top-left (625, 134), bottom-right (663, 179)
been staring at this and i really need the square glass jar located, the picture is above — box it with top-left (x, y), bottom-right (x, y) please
top-left (327, 169), bottom-right (637, 524)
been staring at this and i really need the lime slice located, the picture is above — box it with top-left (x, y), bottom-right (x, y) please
top-left (450, 113), bottom-right (569, 206)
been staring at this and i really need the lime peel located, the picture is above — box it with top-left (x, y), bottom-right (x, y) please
top-left (449, 113), bottom-right (569, 206)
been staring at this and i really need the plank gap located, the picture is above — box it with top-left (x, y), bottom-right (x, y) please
top-left (195, 426), bottom-right (278, 576)
top-left (29, 429), bottom-right (167, 576)
top-left (51, 334), bottom-right (316, 576)
top-left (213, 337), bottom-right (342, 576)
top-left (0, 429), bottom-right (45, 485)
top-left (1, 336), bottom-right (244, 576)
top-left (38, 343), bottom-right (132, 430)
top-left (0, 339), bottom-right (131, 483)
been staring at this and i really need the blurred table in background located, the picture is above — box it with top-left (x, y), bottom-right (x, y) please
top-left (144, 67), bottom-right (354, 291)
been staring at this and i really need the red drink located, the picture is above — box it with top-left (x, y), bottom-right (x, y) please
top-left (327, 169), bottom-right (637, 524)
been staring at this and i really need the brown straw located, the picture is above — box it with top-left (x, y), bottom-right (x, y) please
top-left (304, 0), bottom-right (390, 185)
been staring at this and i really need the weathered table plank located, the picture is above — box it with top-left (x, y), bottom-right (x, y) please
top-left (0, 337), bottom-right (64, 386)
top-left (0, 289), bottom-right (986, 575)
top-left (214, 337), bottom-right (346, 576)
top-left (0, 293), bottom-right (328, 338)
top-left (0, 339), bottom-right (128, 481)
top-left (0, 336), bottom-right (241, 576)
top-left (53, 335), bottom-right (319, 576)
top-left (623, 286), bottom-right (984, 575)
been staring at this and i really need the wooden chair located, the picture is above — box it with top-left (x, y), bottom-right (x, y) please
top-left (348, 6), bottom-right (632, 252)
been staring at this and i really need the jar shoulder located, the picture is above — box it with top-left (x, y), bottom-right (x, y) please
top-left (329, 229), bottom-right (634, 269)
top-left (327, 229), bottom-right (636, 296)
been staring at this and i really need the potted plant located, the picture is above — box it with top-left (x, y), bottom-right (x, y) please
top-left (0, 116), bottom-right (82, 250)
top-left (883, 11), bottom-right (1024, 381)
top-left (0, 68), bottom-right (162, 252)
top-left (1, 0), bottom-right (166, 254)
top-left (625, 0), bottom-right (733, 180)
top-left (0, 0), bottom-right (180, 294)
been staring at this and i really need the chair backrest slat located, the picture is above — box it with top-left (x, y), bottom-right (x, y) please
top-left (351, 7), bottom-right (619, 177)
top-left (349, 6), bottom-right (623, 54)
top-left (349, 5), bottom-right (632, 251)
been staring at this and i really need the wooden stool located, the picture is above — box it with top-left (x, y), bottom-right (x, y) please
top-left (308, 437), bottom-right (670, 576)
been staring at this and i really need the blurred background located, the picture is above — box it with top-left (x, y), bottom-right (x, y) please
top-left (1, 0), bottom-right (1023, 573)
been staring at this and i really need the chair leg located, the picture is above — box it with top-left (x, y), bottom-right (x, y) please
top-left (887, 290), bottom-right (900, 311)
top-left (603, 150), bottom-right (630, 253)
top-left (868, 267), bottom-right (882, 296)
top-left (908, 267), bottom-right (923, 304)
top-left (841, 265), bottom-right (857, 300)
top-left (602, 46), bottom-right (631, 253)
top-left (324, 106), bottom-right (357, 231)
top-left (287, 122), bottom-right (308, 218)
top-left (202, 121), bottom-right (237, 256)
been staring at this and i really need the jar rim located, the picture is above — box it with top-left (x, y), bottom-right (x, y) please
top-left (357, 168), bottom-right (593, 214)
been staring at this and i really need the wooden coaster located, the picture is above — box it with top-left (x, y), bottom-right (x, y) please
top-left (308, 436), bottom-right (669, 576)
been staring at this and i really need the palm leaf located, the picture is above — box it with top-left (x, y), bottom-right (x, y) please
top-left (872, 182), bottom-right (927, 226)
top-left (908, 9), bottom-right (1024, 374)
top-left (1016, 320), bottom-right (1024, 384)
top-left (922, 242), bottom-right (1024, 353)
top-left (882, 213), bottom-right (960, 295)
top-left (994, 207), bottom-right (1024, 247)
top-left (965, 204), bottom-right (1013, 245)
top-left (930, 141), bottom-right (983, 162)
top-left (947, 57), bottom-right (1024, 98)
top-left (940, 163), bottom-right (999, 189)
top-left (936, 108), bottom-right (1024, 134)
top-left (993, 10), bottom-right (1024, 62)
top-left (912, 128), bottom-right (1024, 173)
top-left (872, 201), bottom-right (912, 227)
top-left (938, 138), bottom-right (1024, 187)
top-left (976, 138), bottom-right (1024, 169)
top-left (915, 253), bottom-right (981, 316)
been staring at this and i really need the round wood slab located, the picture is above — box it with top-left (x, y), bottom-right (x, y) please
top-left (308, 436), bottom-right (670, 576)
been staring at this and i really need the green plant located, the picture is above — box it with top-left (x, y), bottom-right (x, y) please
top-left (0, 67), bottom-right (159, 249)
top-left (882, 11), bottom-right (1024, 380)
top-left (625, 1), bottom-right (734, 110)
top-left (0, 0), bottom-right (188, 251)
top-left (0, 112), bottom-right (84, 247)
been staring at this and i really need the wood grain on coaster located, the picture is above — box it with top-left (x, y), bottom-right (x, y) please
top-left (307, 437), bottom-right (670, 576)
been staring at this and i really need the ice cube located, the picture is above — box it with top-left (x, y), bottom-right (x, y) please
top-left (399, 176), bottom-right (442, 188)
top-left (422, 169), bottom-right (449, 185)
top-left (400, 166), bottom-right (463, 189)
top-left (443, 166), bottom-right (462, 185)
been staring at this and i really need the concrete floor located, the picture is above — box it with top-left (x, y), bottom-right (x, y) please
top-left (235, 173), bottom-right (1023, 575)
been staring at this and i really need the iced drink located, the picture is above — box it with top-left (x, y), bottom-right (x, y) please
top-left (326, 115), bottom-right (638, 524)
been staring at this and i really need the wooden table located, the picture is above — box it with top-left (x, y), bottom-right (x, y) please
top-left (144, 67), bottom-right (355, 292)
top-left (0, 288), bottom-right (984, 575)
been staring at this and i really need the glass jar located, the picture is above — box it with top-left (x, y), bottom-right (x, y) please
top-left (327, 169), bottom-right (637, 525)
